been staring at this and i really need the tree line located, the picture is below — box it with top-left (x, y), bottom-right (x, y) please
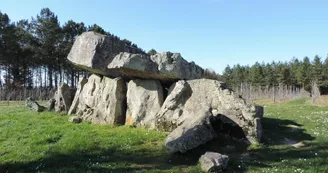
top-left (221, 56), bottom-right (328, 94)
top-left (0, 8), bottom-right (146, 89)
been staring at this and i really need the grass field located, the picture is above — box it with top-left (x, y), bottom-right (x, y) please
top-left (0, 98), bottom-right (328, 173)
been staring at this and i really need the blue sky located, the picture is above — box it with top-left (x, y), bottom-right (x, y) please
top-left (1, 0), bottom-right (328, 73)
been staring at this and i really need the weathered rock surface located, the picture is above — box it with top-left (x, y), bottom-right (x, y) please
top-left (68, 77), bottom-right (88, 115)
top-left (46, 98), bottom-right (56, 111)
top-left (67, 31), bottom-right (204, 81)
top-left (65, 31), bottom-right (264, 156)
top-left (107, 52), bottom-right (204, 82)
top-left (150, 52), bottom-right (204, 80)
top-left (74, 74), bottom-right (126, 124)
top-left (159, 79), bottom-right (263, 153)
top-left (155, 80), bottom-right (191, 131)
top-left (165, 111), bottom-right (217, 154)
top-left (54, 83), bottom-right (74, 113)
top-left (108, 52), bottom-right (159, 77)
top-left (199, 152), bottom-right (229, 172)
top-left (125, 79), bottom-right (164, 127)
top-left (25, 97), bottom-right (45, 112)
top-left (68, 116), bottom-right (81, 123)
top-left (67, 32), bottom-right (124, 76)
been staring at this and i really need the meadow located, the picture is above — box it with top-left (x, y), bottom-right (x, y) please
top-left (0, 98), bottom-right (327, 173)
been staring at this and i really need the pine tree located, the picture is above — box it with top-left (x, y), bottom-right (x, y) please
top-left (31, 8), bottom-right (62, 88)
top-left (249, 62), bottom-right (265, 86)
top-left (312, 55), bottom-right (323, 85)
top-left (147, 49), bottom-right (157, 55)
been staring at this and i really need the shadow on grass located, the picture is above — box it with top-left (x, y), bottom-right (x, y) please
top-left (261, 117), bottom-right (314, 145)
top-left (167, 117), bottom-right (320, 173)
top-left (225, 117), bottom-right (323, 173)
top-left (0, 117), bottom-right (322, 173)
top-left (0, 147), bottom-right (179, 173)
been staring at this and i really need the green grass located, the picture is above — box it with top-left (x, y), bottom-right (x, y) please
top-left (0, 98), bottom-right (328, 172)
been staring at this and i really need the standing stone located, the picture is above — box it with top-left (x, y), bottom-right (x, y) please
top-left (55, 83), bottom-right (73, 113)
top-left (199, 152), bottom-right (229, 172)
top-left (75, 74), bottom-right (127, 124)
top-left (45, 98), bottom-right (56, 111)
top-left (68, 77), bottom-right (88, 115)
top-left (25, 97), bottom-right (45, 112)
top-left (125, 79), bottom-right (164, 127)
top-left (155, 80), bottom-right (191, 131)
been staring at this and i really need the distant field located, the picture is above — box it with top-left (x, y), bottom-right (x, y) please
top-left (0, 99), bottom-right (328, 173)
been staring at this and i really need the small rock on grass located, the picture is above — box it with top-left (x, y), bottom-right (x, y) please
top-left (199, 152), bottom-right (229, 172)
top-left (68, 116), bottom-right (81, 123)
top-left (25, 97), bottom-right (45, 112)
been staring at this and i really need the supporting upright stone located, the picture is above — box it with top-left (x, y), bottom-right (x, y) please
top-left (68, 77), bottom-right (88, 115)
top-left (55, 83), bottom-right (74, 113)
top-left (74, 74), bottom-right (127, 124)
top-left (125, 79), bottom-right (164, 127)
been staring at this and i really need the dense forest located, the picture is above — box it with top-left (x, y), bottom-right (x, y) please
top-left (3, 7), bottom-right (326, 95)
top-left (221, 56), bottom-right (328, 93)
top-left (0, 8), bottom-right (147, 89)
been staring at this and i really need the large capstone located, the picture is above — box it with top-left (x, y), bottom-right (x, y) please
top-left (107, 52), bottom-right (204, 82)
top-left (150, 52), bottom-right (204, 80)
top-left (67, 31), bottom-right (127, 77)
top-left (67, 31), bottom-right (204, 82)
top-left (74, 74), bottom-right (127, 124)
top-left (125, 79), bottom-right (164, 127)
top-left (159, 79), bottom-right (263, 153)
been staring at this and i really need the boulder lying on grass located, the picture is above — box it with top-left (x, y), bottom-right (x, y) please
top-left (165, 111), bottom-right (217, 154)
top-left (25, 97), bottom-right (45, 112)
top-left (199, 152), bottom-right (229, 172)
top-left (159, 79), bottom-right (263, 153)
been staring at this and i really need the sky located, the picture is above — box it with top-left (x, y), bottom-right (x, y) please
top-left (1, 0), bottom-right (328, 73)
